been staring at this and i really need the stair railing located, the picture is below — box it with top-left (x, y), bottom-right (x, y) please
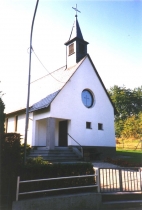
top-left (68, 133), bottom-right (83, 158)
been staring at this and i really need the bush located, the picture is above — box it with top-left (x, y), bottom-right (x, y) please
top-left (20, 143), bottom-right (31, 162)
top-left (18, 161), bottom-right (96, 200)
top-left (2, 133), bottom-right (22, 167)
top-left (1, 134), bottom-right (96, 204)
top-left (1, 133), bottom-right (22, 206)
top-left (0, 98), bottom-right (5, 208)
top-left (0, 98), bottom-right (5, 135)
top-left (26, 156), bottom-right (49, 166)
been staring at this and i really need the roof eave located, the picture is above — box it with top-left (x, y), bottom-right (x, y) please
top-left (29, 105), bottom-right (50, 113)
top-left (6, 108), bottom-right (26, 116)
top-left (64, 37), bottom-right (89, 46)
top-left (87, 54), bottom-right (118, 115)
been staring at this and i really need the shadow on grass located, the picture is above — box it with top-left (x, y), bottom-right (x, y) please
top-left (116, 150), bottom-right (142, 164)
top-left (104, 150), bottom-right (142, 167)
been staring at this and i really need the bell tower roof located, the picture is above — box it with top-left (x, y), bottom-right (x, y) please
top-left (64, 15), bottom-right (88, 46)
top-left (69, 15), bottom-right (84, 41)
top-left (64, 5), bottom-right (89, 68)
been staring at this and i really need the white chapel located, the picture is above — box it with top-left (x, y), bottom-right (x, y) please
top-left (5, 13), bottom-right (116, 159)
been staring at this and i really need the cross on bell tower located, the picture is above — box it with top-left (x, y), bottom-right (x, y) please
top-left (64, 5), bottom-right (89, 68)
top-left (72, 4), bottom-right (81, 17)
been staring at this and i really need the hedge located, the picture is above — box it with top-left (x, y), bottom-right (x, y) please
top-left (1, 133), bottom-right (22, 206)
top-left (0, 97), bottom-right (5, 209)
top-left (1, 132), bottom-right (96, 204)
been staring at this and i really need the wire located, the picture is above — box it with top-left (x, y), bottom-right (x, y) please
top-left (31, 47), bottom-right (65, 83)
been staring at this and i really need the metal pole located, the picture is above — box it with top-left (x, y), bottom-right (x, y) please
top-left (24, 0), bottom-right (39, 165)
top-left (16, 176), bottom-right (20, 201)
top-left (140, 168), bottom-right (142, 192)
top-left (96, 168), bottom-right (100, 193)
top-left (119, 169), bottom-right (123, 192)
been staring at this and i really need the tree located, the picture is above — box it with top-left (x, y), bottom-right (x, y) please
top-left (0, 98), bottom-right (5, 136)
top-left (0, 97), bottom-right (5, 208)
top-left (108, 86), bottom-right (142, 120)
top-left (122, 112), bottom-right (142, 139)
top-left (108, 85), bottom-right (142, 137)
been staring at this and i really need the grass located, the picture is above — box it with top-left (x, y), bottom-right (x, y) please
top-left (105, 138), bottom-right (142, 167)
top-left (116, 149), bottom-right (142, 166)
top-left (116, 138), bottom-right (142, 150)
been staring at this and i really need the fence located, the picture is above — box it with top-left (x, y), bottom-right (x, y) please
top-left (16, 169), bottom-right (100, 201)
top-left (15, 167), bottom-right (142, 201)
top-left (95, 167), bottom-right (142, 193)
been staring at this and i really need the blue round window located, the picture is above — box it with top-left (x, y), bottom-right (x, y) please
top-left (81, 89), bottom-right (94, 108)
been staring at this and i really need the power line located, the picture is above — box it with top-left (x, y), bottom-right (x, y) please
top-left (31, 47), bottom-right (65, 84)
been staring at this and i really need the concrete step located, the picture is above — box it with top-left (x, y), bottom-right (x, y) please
top-left (54, 147), bottom-right (72, 150)
top-left (34, 147), bottom-right (71, 150)
top-left (28, 146), bottom-right (82, 162)
top-left (30, 150), bottom-right (75, 154)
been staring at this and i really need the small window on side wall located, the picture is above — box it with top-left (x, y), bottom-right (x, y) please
top-left (86, 122), bottom-right (91, 129)
top-left (98, 123), bottom-right (103, 130)
top-left (69, 43), bottom-right (74, 55)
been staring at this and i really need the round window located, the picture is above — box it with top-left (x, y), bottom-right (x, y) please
top-left (81, 89), bottom-right (94, 108)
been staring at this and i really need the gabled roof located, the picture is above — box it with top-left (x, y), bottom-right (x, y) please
top-left (29, 90), bottom-right (60, 112)
top-left (4, 54), bottom-right (117, 115)
top-left (28, 54), bottom-right (117, 115)
top-left (87, 54), bottom-right (117, 114)
top-left (4, 57), bottom-right (86, 114)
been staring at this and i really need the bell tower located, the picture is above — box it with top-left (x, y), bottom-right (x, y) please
top-left (64, 5), bottom-right (89, 68)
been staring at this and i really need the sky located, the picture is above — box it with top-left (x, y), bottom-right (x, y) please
top-left (0, 0), bottom-right (142, 110)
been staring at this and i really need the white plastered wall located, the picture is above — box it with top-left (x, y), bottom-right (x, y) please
top-left (7, 117), bottom-right (14, 133)
top-left (50, 57), bottom-right (115, 147)
top-left (32, 110), bottom-right (50, 146)
top-left (17, 113), bottom-right (25, 144)
top-left (27, 113), bottom-right (33, 145)
top-left (6, 112), bottom-right (33, 145)
top-left (67, 41), bottom-right (76, 68)
top-left (32, 104), bottom-right (71, 146)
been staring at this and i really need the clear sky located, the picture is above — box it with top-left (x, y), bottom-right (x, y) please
top-left (0, 0), bottom-right (142, 105)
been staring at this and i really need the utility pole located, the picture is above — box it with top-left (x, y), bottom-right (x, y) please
top-left (24, 0), bottom-right (39, 164)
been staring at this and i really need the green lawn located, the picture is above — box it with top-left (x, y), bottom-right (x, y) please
top-left (116, 149), bottom-right (142, 166)
top-left (116, 138), bottom-right (142, 150)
